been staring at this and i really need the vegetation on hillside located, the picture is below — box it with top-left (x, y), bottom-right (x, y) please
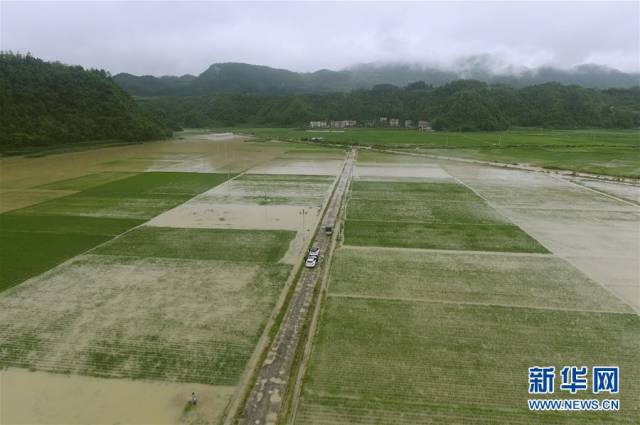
top-left (0, 53), bottom-right (171, 149)
top-left (113, 61), bottom-right (640, 96)
top-left (138, 80), bottom-right (640, 131)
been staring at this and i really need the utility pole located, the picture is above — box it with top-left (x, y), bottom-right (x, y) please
top-left (299, 208), bottom-right (307, 242)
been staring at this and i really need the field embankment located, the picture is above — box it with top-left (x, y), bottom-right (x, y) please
top-left (293, 151), bottom-right (639, 424)
top-left (241, 128), bottom-right (640, 179)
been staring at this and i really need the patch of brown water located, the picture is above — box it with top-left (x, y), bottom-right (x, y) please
top-left (0, 133), bottom-right (289, 190)
top-left (147, 202), bottom-right (320, 233)
top-left (0, 189), bottom-right (76, 213)
top-left (0, 368), bottom-right (234, 425)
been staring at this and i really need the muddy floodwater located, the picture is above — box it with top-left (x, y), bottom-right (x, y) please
top-left (2, 135), bottom-right (637, 424)
top-left (441, 161), bottom-right (640, 312)
top-left (0, 368), bottom-right (234, 424)
top-left (0, 133), bottom-right (287, 211)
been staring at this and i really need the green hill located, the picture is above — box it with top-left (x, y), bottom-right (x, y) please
top-left (0, 53), bottom-right (171, 150)
top-left (113, 61), bottom-right (640, 97)
top-left (137, 80), bottom-right (640, 131)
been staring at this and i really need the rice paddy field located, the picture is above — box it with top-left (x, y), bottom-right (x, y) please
top-left (241, 127), bottom-right (640, 178)
top-left (294, 152), bottom-right (639, 424)
top-left (0, 132), bottom-right (344, 424)
top-left (1, 130), bottom-right (638, 424)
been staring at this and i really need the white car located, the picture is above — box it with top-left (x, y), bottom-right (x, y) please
top-left (305, 256), bottom-right (318, 268)
top-left (308, 247), bottom-right (320, 258)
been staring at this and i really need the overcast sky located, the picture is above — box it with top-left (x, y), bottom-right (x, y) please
top-left (1, 1), bottom-right (638, 76)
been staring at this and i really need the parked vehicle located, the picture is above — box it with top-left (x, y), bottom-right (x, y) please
top-left (308, 246), bottom-right (320, 258)
top-left (325, 226), bottom-right (333, 235)
top-left (305, 256), bottom-right (318, 268)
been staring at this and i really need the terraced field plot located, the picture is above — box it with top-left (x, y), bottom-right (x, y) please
top-left (0, 188), bottom-right (76, 213)
top-left (11, 172), bottom-right (232, 219)
top-left (202, 174), bottom-right (335, 206)
top-left (278, 146), bottom-right (348, 161)
top-left (296, 152), bottom-right (637, 424)
top-left (0, 172), bottom-right (234, 292)
top-left (94, 226), bottom-right (295, 263)
top-left (247, 158), bottom-right (344, 176)
top-left (0, 215), bottom-right (141, 292)
top-left (0, 134), bottom-right (326, 423)
top-left (0, 225), bottom-right (296, 425)
top-left (297, 298), bottom-right (639, 424)
top-left (570, 178), bottom-right (639, 205)
top-left (355, 163), bottom-right (453, 180)
top-left (329, 247), bottom-right (631, 313)
top-left (344, 180), bottom-right (546, 253)
top-left (0, 248), bottom-right (292, 385)
top-left (36, 171), bottom-right (136, 191)
top-left (442, 162), bottom-right (640, 311)
top-left (147, 170), bottom-right (338, 266)
top-left (244, 127), bottom-right (640, 178)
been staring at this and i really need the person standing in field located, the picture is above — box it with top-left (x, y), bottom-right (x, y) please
top-left (191, 392), bottom-right (198, 406)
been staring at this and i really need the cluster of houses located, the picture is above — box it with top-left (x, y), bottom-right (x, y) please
top-left (309, 118), bottom-right (432, 131)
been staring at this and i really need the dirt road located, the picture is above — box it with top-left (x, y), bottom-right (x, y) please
top-left (238, 149), bottom-right (355, 425)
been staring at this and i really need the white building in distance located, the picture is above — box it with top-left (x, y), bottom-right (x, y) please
top-left (418, 120), bottom-right (432, 131)
top-left (330, 120), bottom-right (357, 128)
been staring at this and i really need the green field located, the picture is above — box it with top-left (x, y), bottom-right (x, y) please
top-left (0, 172), bottom-right (234, 292)
top-left (329, 247), bottom-right (631, 313)
top-left (347, 199), bottom-right (510, 223)
top-left (0, 254), bottom-right (292, 385)
top-left (241, 128), bottom-right (640, 178)
top-left (0, 230), bottom-right (110, 293)
top-left (344, 221), bottom-right (547, 252)
top-left (295, 150), bottom-right (638, 424)
top-left (244, 128), bottom-right (639, 148)
top-left (79, 171), bottom-right (231, 198)
top-left (349, 180), bottom-right (474, 200)
top-left (344, 180), bottom-right (546, 253)
top-left (297, 297), bottom-right (639, 424)
top-left (94, 226), bottom-right (295, 262)
top-left (0, 176), bottom-right (297, 385)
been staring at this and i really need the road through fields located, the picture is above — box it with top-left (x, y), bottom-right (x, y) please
top-left (238, 149), bottom-right (356, 425)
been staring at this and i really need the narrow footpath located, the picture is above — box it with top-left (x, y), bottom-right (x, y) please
top-left (238, 149), bottom-right (356, 425)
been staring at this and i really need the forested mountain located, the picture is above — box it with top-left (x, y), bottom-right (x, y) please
top-left (2, 53), bottom-right (637, 148)
top-left (0, 53), bottom-right (171, 148)
top-left (110, 73), bottom-right (196, 97)
top-left (137, 80), bottom-right (640, 131)
top-left (114, 62), bottom-right (640, 97)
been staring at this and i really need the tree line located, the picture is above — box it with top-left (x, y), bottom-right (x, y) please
top-left (138, 80), bottom-right (640, 131)
top-left (1, 53), bottom-right (638, 151)
top-left (0, 52), bottom-right (171, 149)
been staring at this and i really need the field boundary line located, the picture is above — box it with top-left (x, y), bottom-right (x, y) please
top-left (345, 219), bottom-right (518, 226)
top-left (340, 244), bottom-right (555, 257)
top-left (441, 167), bottom-right (557, 255)
top-left (376, 147), bottom-right (640, 184)
top-left (229, 149), bottom-right (351, 425)
top-left (327, 293), bottom-right (636, 315)
top-left (497, 205), bottom-right (638, 212)
top-left (550, 173), bottom-right (639, 207)
top-left (445, 171), bottom-right (640, 315)
top-left (0, 172), bottom-right (242, 298)
top-left (285, 149), bottom-right (356, 425)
